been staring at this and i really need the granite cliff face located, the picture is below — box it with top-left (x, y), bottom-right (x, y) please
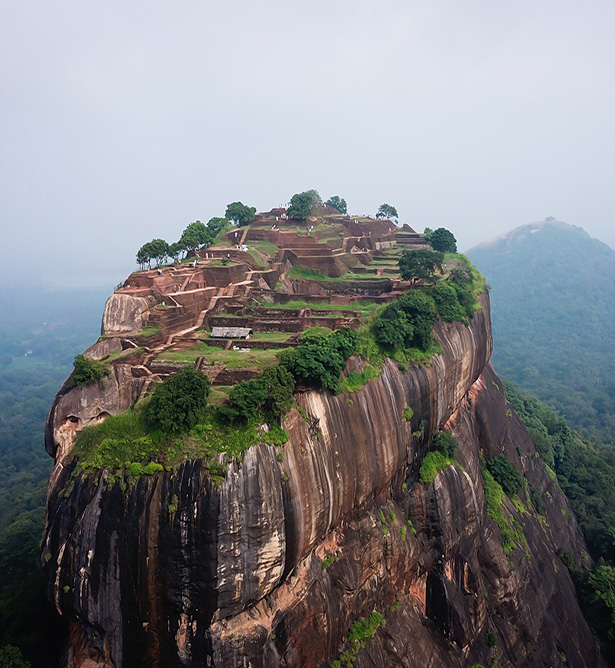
top-left (42, 291), bottom-right (603, 667)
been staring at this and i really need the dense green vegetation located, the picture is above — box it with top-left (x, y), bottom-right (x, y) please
top-left (225, 201), bottom-right (256, 226)
top-left (486, 455), bottom-right (522, 496)
top-left (0, 286), bottom-right (108, 667)
top-left (467, 222), bottom-right (615, 445)
top-left (278, 327), bottom-right (358, 391)
top-left (419, 430), bottom-right (458, 484)
top-left (399, 249), bottom-right (443, 285)
top-left (325, 195), bottom-right (347, 214)
top-left (288, 189), bottom-right (321, 220)
top-left (218, 366), bottom-right (294, 424)
top-left (506, 381), bottom-right (615, 654)
top-left (424, 227), bottom-right (457, 253)
top-left (145, 366), bottom-right (211, 432)
top-left (373, 263), bottom-right (479, 357)
top-left (331, 611), bottom-right (386, 668)
top-left (504, 381), bottom-right (615, 560)
top-left (136, 215), bottom-right (233, 268)
top-left (482, 468), bottom-right (527, 557)
top-left (70, 354), bottom-right (109, 387)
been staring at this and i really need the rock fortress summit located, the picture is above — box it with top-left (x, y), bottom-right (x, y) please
top-left (42, 201), bottom-right (604, 667)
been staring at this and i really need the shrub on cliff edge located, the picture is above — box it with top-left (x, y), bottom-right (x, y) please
top-left (145, 366), bottom-right (211, 433)
top-left (70, 354), bottom-right (109, 387)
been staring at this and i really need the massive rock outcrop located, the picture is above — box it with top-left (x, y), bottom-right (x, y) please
top-left (42, 292), bottom-right (603, 667)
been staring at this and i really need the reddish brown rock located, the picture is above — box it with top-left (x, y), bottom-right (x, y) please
top-left (41, 293), bottom-right (604, 668)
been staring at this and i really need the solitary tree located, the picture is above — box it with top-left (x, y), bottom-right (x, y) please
top-left (145, 366), bottom-right (211, 433)
top-left (71, 354), bottom-right (109, 386)
top-left (376, 203), bottom-right (398, 221)
top-left (325, 195), bottom-right (347, 214)
top-left (425, 227), bottom-right (457, 253)
top-left (288, 190), bottom-right (321, 220)
top-left (180, 221), bottom-right (211, 253)
top-left (399, 249), bottom-right (444, 285)
top-left (225, 202), bottom-right (256, 226)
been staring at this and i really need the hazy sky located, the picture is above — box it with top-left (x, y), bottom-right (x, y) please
top-left (3, 0), bottom-right (615, 289)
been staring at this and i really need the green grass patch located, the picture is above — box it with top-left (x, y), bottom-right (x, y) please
top-left (250, 331), bottom-right (292, 342)
top-left (483, 468), bottom-right (528, 556)
top-left (158, 342), bottom-right (284, 370)
top-left (419, 451), bottom-right (454, 484)
top-left (138, 325), bottom-right (162, 338)
top-left (251, 298), bottom-right (380, 315)
top-left (250, 240), bottom-right (279, 257)
top-left (263, 425), bottom-right (288, 446)
top-left (246, 248), bottom-right (266, 268)
top-left (207, 386), bottom-right (232, 407)
top-left (72, 405), bottom-right (270, 483)
top-left (347, 612), bottom-right (386, 644)
top-left (286, 266), bottom-right (330, 280)
top-left (337, 365), bottom-right (379, 393)
top-left (103, 347), bottom-right (143, 364)
top-left (394, 340), bottom-right (443, 368)
top-left (321, 554), bottom-right (338, 569)
top-left (300, 326), bottom-right (333, 339)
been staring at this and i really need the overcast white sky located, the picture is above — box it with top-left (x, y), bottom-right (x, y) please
top-left (2, 0), bottom-right (615, 288)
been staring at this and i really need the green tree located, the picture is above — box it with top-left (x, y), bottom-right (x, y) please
top-left (288, 190), bottom-right (321, 220)
top-left (220, 365), bottom-right (295, 424)
top-left (397, 290), bottom-right (438, 350)
top-left (399, 249), bottom-right (444, 285)
top-left (151, 239), bottom-right (170, 266)
top-left (376, 203), bottom-right (398, 221)
top-left (372, 304), bottom-right (414, 352)
top-left (224, 377), bottom-right (268, 424)
top-left (279, 326), bottom-right (357, 391)
top-left (588, 562), bottom-right (615, 634)
top-left (225, 202), bottom-right (256, 226)
top-left (168, 241), bottom-right (185, 261)
top-left (260, 365), bottom-right (295, 419)
top-left (432, 282), bottom-right (467, 322)
top-left (426, 227), bottom-right (457, 253)
top-left (136, 242), bottom-right (153, 269)
top-left (180, 221), bottom-right (210, 253)
top-left (448, 269), bottom-right (476, 319)
top-left (206, 216), bottom-right (229, 238)
top-left (0, 645), bottom-right (30, 668)
top-left (325, 195), bottom-right (347, 214)
top-left (145, 366), bottom-right (211, 433)
top-left (433, 430), bottom-right (458, 458)
top-left (71, 355), bottom-right (109, 387)
top-left (486, 455), bottom-right (522, 496)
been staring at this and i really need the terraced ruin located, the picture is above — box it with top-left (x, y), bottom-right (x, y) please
top-left (93, 205), bottom-right (430, 395)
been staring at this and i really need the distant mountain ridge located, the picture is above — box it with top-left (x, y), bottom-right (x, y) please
top-left (471, 219), bottom-right (585, 251)
top-left (467, 220), bottom-right (615, 444)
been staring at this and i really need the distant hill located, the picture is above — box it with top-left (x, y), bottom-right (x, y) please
top-left (467, 220), bottom-right (615, 444)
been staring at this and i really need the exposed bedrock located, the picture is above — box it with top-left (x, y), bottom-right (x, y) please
top-left (44, 364), bottom-right (149, 491)
top-left (42, 294), bottom-right (604, 667)
top-left (101, 293), bottom-right (157, 335)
